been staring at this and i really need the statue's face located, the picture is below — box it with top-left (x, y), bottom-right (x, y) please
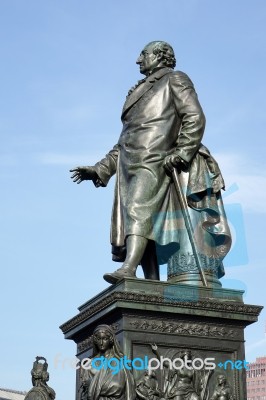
top-left (136, 43), bottom-right (160, 76)
top-left (94, 330), bottom-right (112, 352)
top-left (218, 375), bottom-right (226, 384)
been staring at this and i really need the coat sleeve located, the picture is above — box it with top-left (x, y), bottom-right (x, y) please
top-left (169, 72), bottom-right (206, 163)
top-left (93, 144), bottom-right (119, 186)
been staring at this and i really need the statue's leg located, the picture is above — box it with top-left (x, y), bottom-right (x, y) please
top-left (103, 235), bottom-right (148, 284)
top-left (141, 240), bottom-right (160, 280)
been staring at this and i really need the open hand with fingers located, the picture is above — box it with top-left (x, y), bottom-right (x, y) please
top-left (70, 166), bottom-right (103, 187)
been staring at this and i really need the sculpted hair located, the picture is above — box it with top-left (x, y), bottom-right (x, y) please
top-left (149, 41), bottom-right (176, 68)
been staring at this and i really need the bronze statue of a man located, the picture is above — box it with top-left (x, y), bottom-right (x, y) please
top-left (70, 41), bottom-right (231, 285)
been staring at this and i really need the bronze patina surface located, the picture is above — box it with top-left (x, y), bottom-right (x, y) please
top-left (70, 41), bottom-right (231, 287)
top-left (60, 279), bottom-right (262, 400)
top-left (24, 357), bottom-right (55, 400)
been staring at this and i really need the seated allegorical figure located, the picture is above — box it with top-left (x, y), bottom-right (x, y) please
top-left (136, 369), bottom-right (162, 400)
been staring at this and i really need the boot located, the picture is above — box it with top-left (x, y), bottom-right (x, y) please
top-left (103, 235), bottom-right (148, 284)
top-left (103, 264), bottom-right (136, 284)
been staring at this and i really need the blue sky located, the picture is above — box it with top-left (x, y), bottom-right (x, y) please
top-left (1, 1), bottom-right (266, 399)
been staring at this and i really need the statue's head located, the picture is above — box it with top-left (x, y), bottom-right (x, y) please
top-left (92, 324), bottom-right (124, 359)
top-left (136, 41), bottom-right (176, 76)
top-left (217, 374), bottom-right (226, 385)
top-left (145, 369), bottom-right (156, 378)
top-left (180, 349), bottom-right (192, 361)
top-left (31, 357), bottom-right (49, 386)
top-left (93, 325), bottom-right (114, 353)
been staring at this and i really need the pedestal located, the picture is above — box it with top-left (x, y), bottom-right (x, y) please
top-left (60, 279), bottom-right (262, 400)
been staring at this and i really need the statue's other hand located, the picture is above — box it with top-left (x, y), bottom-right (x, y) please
top-left (70, 166), bottom-right (98, 184)
top-left (163, 154), bottom-right (184, 174)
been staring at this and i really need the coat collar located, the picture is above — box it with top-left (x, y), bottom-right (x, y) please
top-left (122, 67), bottom-right (173, 118)
top-left (146, 66), bottom-right (173, 82)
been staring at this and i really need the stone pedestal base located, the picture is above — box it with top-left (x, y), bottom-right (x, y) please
top-left (60, 279), bottom-right (262, 400)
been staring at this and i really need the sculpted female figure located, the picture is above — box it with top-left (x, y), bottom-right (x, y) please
top-left (81, 324), bottom-right (135, 400)
top-left (135, 370), bottom-right (161, 400)
top-left (165, 350), bottom-right (200, 400)
top-left (24, 357), bottom-right (55, 400)
top-left (151, 345), bottom-right (202, 400)
top-left (210, 375), bottom-right (235, 400)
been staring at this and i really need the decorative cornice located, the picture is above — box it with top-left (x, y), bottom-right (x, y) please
top-left (77, 318), bottom-right (239, 352)
top-left (129, 318), bottom-right (238, 338)
top-left (60, 291), bottom-right (263, 334)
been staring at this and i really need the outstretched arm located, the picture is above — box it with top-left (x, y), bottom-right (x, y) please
top-left (70, 166), bottom-right (103, 187)
top-left (151, 343), bottom-right (172, 370)
top-left (93, 144), bottom-right (119, 186)
top-left (150, 343), bottom-right (160, 360)
top-left (70, 144), bottom-right (119, 188)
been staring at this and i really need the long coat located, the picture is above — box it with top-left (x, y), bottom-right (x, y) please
top-left (94, 67), bottom-right (231, 270)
